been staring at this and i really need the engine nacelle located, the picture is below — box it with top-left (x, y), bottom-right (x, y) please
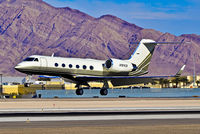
top-left (104, 58), bottom-right (137, 72)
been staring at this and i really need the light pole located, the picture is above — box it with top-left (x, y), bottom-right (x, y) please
top-left (0, 74), bottom-right (2, 95)
top-left (193, 54), bottom-right (196, 87)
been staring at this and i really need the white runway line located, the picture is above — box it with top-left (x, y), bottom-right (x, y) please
top-left (0, 106), bottom-right (200, 113)
top-left (1, 106), bottom-right (200, 122)
top-left (1, 114), bottom-right (200, 122)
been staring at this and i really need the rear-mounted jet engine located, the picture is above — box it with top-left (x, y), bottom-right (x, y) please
top-left (104, 58), bottom-right (137, 72)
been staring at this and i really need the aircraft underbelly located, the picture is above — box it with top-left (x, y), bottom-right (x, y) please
top-left (111, 77), bottom-right (153, 86)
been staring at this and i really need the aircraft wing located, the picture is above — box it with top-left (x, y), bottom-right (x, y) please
top-left (75, 65), bottom-right (186, 86)
top-left (75, 75), bottom-right (169, 86)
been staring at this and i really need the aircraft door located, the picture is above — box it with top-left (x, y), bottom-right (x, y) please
top-left (40, 57), bottom-right (48, 68)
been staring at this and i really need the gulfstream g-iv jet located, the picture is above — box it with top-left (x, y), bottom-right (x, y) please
top-left (15, 39), bottom-right (185, 95)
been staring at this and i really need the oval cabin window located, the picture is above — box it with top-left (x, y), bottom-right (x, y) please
top-left (76, 65), bottom-right (80, 69)
top-left (62, 64), bottom-right (65, 67)
top-left (69, 64), bottom-right (73, 68)
top-left (55, 63), bottom-right (58, 67)
top-left (83, 65), bottom-right (87, 69)
top-left (90, 66), bottom-right (94, 70)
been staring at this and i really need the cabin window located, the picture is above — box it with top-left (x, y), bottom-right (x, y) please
top-left (90, 66), bottom-right (94, 70)
top-left (76, 65), bottom-right (80, 69)
top-left (69, 64), bottom-right (73, 68)
top-left (62, 64), bottom-right (65, 67)
top-left (83, 65), bottom-right (87, 69)
top-left (55, 63), bottom-right (58, 67)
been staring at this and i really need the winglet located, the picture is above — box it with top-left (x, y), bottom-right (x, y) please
top-left (175, 65), bottom-right (186, 77)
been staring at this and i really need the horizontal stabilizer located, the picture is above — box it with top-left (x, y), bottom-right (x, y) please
top-left (175, 65), bottom-right (186, 77)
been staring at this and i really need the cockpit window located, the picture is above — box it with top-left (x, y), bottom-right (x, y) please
top-left (23, 57), bottom-right (39, 62)
top-left (34, 58), bottom-right (39, 62)
top-left (23, 57), bottom-right (35, 61)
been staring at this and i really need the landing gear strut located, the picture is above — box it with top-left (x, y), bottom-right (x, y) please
top-left (100, 81), bottom-right (109, 96)
top-left (24, 75), bottom-right (32, 87)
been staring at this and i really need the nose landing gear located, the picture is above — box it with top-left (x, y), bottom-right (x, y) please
top-left (24, 75), bottom-right (32, 87)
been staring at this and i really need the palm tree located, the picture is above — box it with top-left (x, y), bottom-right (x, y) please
top-left (179, 76), bottom-right (189, 87)
top-left (171, 77), bottom-right (181, 88)
top-left (159, 78), bottom-right (164, 88)
top-left (163, 79), bottom-right (170, 88)
top-left (196, 80), bottom-right (200, 87)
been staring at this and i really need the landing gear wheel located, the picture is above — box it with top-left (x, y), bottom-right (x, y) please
top-left (100, 88), bottom-right (108, 96)
top-left (24, 83), bottom-right (31, 87)
top-left (76, 88), bottom-right (84, 95)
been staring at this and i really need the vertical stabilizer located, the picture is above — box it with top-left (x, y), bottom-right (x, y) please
top-left (128, 39), bottom-right (157, 73)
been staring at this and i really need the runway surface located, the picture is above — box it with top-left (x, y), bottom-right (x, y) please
top-left (1, 111), bottom-right (200, 134)
top-left (1, 98), bottom-right (200, 109)
top-left (1, 98), bottom-right (200, 133)
top-left (0, 119), bottom-right (200, 134)
top-left (1, 110), bottom-right (200, 122)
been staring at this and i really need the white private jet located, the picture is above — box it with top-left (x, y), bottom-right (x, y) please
top-left (15, 39), bottom-right (185, 95)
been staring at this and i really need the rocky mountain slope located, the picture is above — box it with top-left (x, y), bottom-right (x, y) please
top-left (0, 0), bottom-right (199, 76)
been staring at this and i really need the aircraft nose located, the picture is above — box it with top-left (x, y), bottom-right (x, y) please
top-left (14, 65), bottom-right (21, 70)
top-left (14, 64), bottom-right (24, 71)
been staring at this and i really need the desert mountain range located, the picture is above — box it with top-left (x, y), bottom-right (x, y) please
top-left (0, 0), bottom-right (199, 76)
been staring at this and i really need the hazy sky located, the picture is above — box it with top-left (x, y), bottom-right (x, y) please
top-left (43, 0), bottom-right (200, 36)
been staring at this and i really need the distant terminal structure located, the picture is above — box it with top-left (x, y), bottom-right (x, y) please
top-left (2, 76), bottom-right (25, 85)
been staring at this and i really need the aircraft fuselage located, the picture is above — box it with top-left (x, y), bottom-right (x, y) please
top-left (15, 55), bottom-right (132, 77)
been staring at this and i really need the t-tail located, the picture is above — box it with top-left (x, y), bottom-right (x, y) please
top-left (128, 39), bottom-right (157, 75)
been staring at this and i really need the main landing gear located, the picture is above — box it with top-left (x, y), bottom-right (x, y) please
top-left (75, 83), bottom-right (88, 96)
top-left (100, 88), bottom-right (108, 96)
top-left (76, 88), bottom-right (84, 95)
top-left (75, 81), bottom-right (109, 96)
top-left (100, 81), bottom-right (109, 96)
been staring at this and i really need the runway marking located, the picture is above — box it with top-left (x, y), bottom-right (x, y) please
top-left (1, 106), bottom-right (200, 113)
top-left (1, 114), bottom-right (200, 122)
top-left (1, 107), bottom-right (200, 122)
